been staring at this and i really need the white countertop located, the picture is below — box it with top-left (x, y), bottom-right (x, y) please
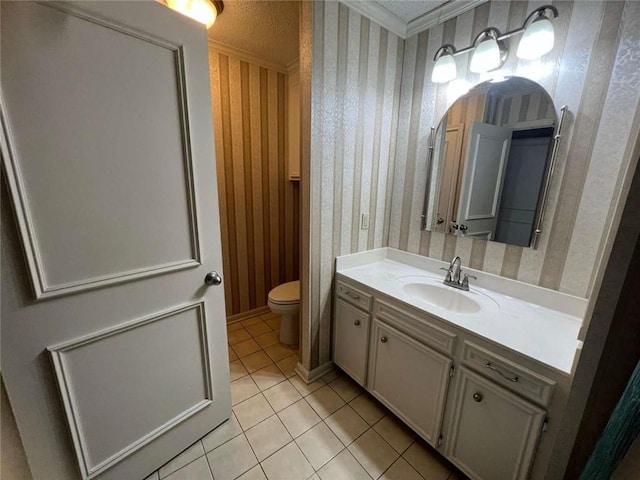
top-left (336, 248), bottom-right (587, 375)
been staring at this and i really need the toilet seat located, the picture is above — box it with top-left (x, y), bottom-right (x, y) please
top-left (268, 280), bottom-right (300, 305)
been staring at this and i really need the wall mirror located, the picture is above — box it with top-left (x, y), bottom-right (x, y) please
top-left (422, 76), bottom-right (564, 248)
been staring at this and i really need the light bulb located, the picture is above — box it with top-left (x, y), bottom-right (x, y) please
top-left (431, 53), bottom-right (457, 83)
top-left (166, 0), bottom-right (218, 28)
top-left (517, 15), bottom-right (555, 60)
top-left (470, 37), bottom-right (503, 73)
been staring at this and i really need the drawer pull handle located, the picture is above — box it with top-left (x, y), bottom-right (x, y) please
top-left (473, 392), bottom-right (483, 403)
top-left (380, 336), bottom-right (388, 343)
top-left (346, 291), bottom-right (360, 300)
top-left (485, 362), bottom-right (519, 383)
top-left (354, 320), bottom-right (361, 326)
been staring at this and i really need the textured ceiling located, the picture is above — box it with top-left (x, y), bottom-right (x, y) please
top-left (375, 0), bottom-right (450, 22)
top-left (207, 0), bottom-right (299, 67)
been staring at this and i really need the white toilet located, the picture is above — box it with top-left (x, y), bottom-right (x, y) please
top-left (267, 280), bottom-right (300, 346)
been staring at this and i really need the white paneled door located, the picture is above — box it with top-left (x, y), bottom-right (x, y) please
top-left (1, 2), bottom-right (230, 479)
top-left (455, 122), bottom-right (512, 240)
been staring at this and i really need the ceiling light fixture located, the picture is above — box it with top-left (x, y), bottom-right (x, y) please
top-left (165, 0), bottom-right (224, 29)
top-left (431, 5), bottom-right (559, 84)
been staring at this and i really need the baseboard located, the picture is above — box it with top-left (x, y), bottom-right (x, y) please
top-left (295, 360), bottom-right (335, 384)
top-left (226, 306), bottom-right (270, 324)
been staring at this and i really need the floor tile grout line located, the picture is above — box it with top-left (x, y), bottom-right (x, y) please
top-left (292, 426), bottom-right (345, 474)
top-left (157, 441), bottom-right (208, 480)
top-left (237, 429), bottom-right (263, 477)
top-left (202, 439), bottom-right (217, 480)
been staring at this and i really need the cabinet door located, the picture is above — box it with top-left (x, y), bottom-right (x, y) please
top-left (444, 367), bottom-right (546, 480)
top-left (333, 299), bottom-right (370, 385)
top-left (368, 320), bottom-right (452, 445)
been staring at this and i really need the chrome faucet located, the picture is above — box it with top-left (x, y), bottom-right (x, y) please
top-left (440, 256), bottom-right (476, 291)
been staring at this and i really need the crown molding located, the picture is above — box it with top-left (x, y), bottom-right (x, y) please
top-left (406, 0), bottom-right (489, 37)
top-left (339, 0), bottom-right (406, 38)
top-left (340, 0), bottom-right (489, 39)
top-left (207, 39), bottom-right (288, 73)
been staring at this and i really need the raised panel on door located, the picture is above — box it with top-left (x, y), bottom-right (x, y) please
top-left (456, 122), bottom-right (512, 239)
top-left (2, 0), bottom-right (200, 298)
top-left (444, 367), bottom-right (546, 480)
top-left (368, 320), bottom-right (452, 446)
top-left (48, 303), bottom-right (214, 478)
top-left (1, 3), bottom-right (230, 480)
top-left (333, 299), bottom-right (370, 386)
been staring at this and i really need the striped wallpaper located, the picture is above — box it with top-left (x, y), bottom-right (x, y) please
top-left (301, 0), bottom-right (640, 374)
top-left (389, 0), bottom-right (640, 299)
top-left (208, 49), bottom-right (300, 318)
top-left (302, 0), bottom-right (404, 371)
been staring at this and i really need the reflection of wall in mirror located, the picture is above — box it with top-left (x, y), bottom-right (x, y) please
top-left (485, 88), bottom-right (555, 129)
top-left (486, 87), bottom-right (556, 246)
top-left (494, 129), bottom-right (554, 246)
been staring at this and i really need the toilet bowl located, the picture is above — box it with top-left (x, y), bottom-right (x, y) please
top-left (267, 280), bottom-right (300, 346)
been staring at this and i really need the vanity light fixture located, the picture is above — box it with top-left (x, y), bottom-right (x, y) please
top-left (165, 0), bottom-right (224, 28)
top-left (469, 28), bottom-right (507, 73)
top-left (517, 6), bottom-right (558, 60)
top-left (432, 45), bottom-right (457, 83)
top-left (430, 5), bottom-right (559, 83)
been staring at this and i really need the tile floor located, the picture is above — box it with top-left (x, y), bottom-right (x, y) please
top-left (145, 312), bottom-right (465, 480)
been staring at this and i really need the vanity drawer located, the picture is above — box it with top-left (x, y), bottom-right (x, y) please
top-left (462, 342), bottom-right (556, 407)
top-left (374, 299), bottom-right (456, 356)
top-left (336, 281), bottom-right (372, 311)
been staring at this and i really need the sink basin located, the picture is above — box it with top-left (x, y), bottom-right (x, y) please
top-left (399, 277), bottom-right (498, 314)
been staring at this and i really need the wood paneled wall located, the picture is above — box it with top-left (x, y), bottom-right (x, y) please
top-left (209, 49), bottom-right (299, 318)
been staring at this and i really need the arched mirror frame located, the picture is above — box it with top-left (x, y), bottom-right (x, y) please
top-left (421, 76), bottom-right (568, 249)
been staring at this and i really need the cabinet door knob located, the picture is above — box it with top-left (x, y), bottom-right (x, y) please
top-left (472, 392), bottom-right (483, 403)
top-left (380, 336), bottom-right (388, 343)
top-left (353, 320), bottom-right (361, 326)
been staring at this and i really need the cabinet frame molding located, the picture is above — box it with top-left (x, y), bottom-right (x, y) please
top-left (368, 319), bottom-right (453, 446)
top-left (443, 366), bottom-right (546, 480)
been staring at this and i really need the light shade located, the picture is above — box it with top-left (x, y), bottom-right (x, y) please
top-left (166, 0), bottom-right (218, 28)
top-left (469, 37), bottom-right (503, 73)
top-left (517, 15), bottom-right (555, 60)
top-left (431, 53), bottom-right (457, 83)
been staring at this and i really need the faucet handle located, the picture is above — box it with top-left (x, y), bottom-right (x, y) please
top-left (462, 273), bottom-right (477, 290)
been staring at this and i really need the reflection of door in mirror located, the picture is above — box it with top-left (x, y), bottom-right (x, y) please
top-left (422, 76), bottom-right (558, 248)
top-left (427, 91), bottom-right (486, 233)
top-left (434, 124), bottom-right (464, 233)
top-left (455, 122), bottom-right (512, 239)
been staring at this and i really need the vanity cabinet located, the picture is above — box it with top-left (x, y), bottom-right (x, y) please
top-left (368, 320), bottom-right (452, 445)
top-left (333, 274), bottom-right (561, 480)
top-left (333, 280), bottom-right (372, 386)
top-left (444, 367), bottom-right (546, 480)
top-left (333, 299), bottom-right (370, 385)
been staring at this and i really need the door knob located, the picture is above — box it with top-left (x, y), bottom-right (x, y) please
top-left (473, 392), bottom-right (483, 403)
top-left (459, 224), bottom-right (468, 232)
top-left (353, 320), bottom-right (361, 326)
top-left (380, 336), bottom-right (388, 343)
top-left (204, 271), bottom-right (223, 286)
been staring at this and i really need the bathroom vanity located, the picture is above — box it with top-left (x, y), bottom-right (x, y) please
top-left (333, 248), bottom-right (586, 480)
